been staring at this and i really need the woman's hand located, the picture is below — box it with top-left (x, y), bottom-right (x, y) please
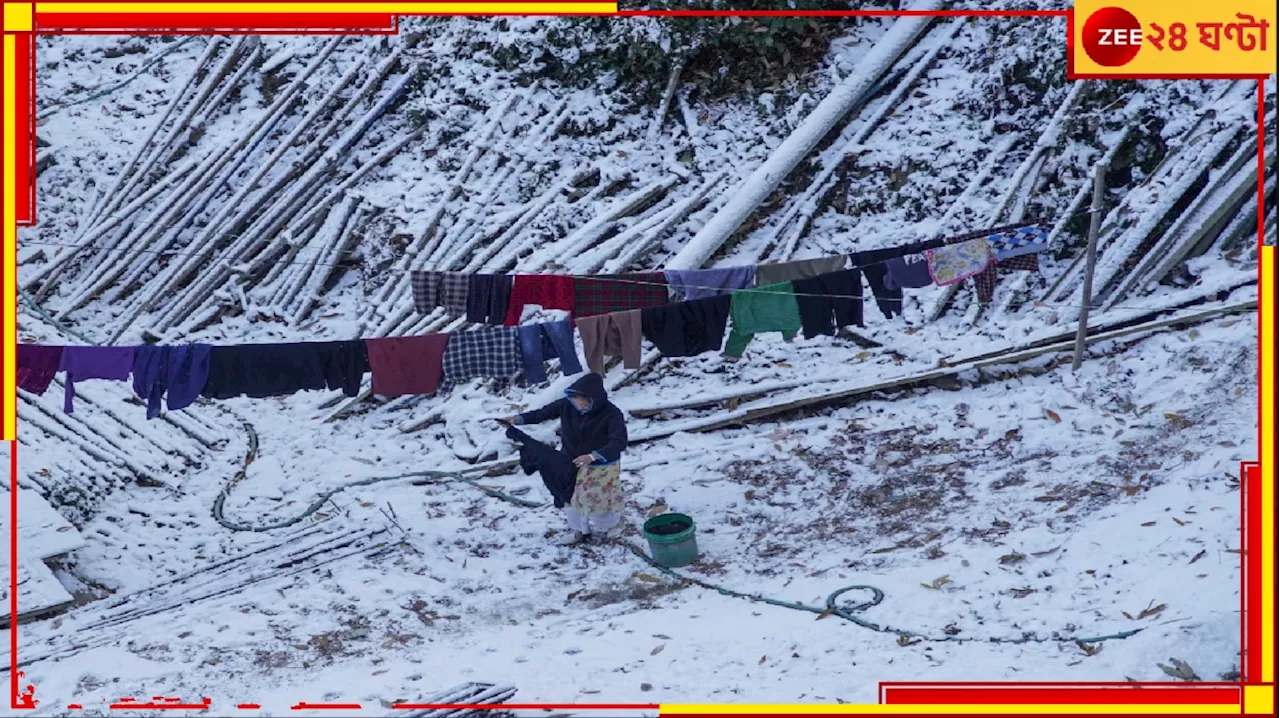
top-left (495, 416), bottom-right (518, 426)
top-left (573, 454), bottom-right (594, 468)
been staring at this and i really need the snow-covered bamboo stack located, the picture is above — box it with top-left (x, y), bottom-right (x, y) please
top-left (665, 2), bottom-right (940, 271)
top-left (1055, 120), bottom-right (1248, 320)
top-left (768, 19), bottom-right (965, 262)
top-left (1109, 127), bottom-right (1275, 305)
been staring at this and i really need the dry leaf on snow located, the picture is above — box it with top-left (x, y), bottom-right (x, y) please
top-left (1158, 658), bottom-right (1200, 681)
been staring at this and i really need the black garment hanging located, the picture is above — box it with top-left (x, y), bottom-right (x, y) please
top-left (793, 269), bottom-right (864, 338)
top-left (201, 341), bottom-right (367, 400)
top-left (507, 426), bottom-right (576, 508)
top-left (640, 294), bottom-right (732, 358)
top-left (465, 274), bottom-right (514, 325)
top-left (852, 250), bottom-right (903, 320)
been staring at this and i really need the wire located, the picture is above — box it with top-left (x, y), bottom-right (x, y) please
top-left (18, 237), bottom-right (1250, 324)
top-left (18, 237), bottom-right (357, 268)
top-left (17, 215), bottom-right (1075, 277)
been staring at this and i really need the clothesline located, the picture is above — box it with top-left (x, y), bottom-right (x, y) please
top-left (13, 213), bottom-right (1076, 275)
top-left (413, 219), bottom-right (1056, 327)
top-left (416, 217), bottom-right (1059, 278)
top-left (12, 219), bottom-right (1078, 422)
top-left (522, 265), bottom-right (1034, 301)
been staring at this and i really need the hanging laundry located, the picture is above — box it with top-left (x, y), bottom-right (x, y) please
top-left (440, 327), bottom-right (523, 389)
top-left (851, 250), bottom-right (904, 320)
top-left (58, 346), bottom-right (137, 414)
top-left (572, 272), bottom-right (669, 318)
top-left (576, 310), bottom-right (643, 375)
top-left (201, 341), bottom-right (367, 400)
top-left (754, 256), bottom-right (847, 287)
top-left (16, 344), bottom-right (63, 396)
top-left (974, 253), bottom-right (1041, 304)
top-left (927, 237), bottom-right (994, 286)
top-left (883, 251), bottom-right (933, 290)
top-left (504, 274), bottom-right (576, 326)
top-left (411, 270), bottom-right (441, 314)
top-left (663, 266), bottom-right (757, 301)
top-left (794, 269), bottom-right (864, 338)
top-left (411, 271), bottom-right (469, 316)
top-left (506, 426), bottom-right (576, 508)
top-left (1001, 253), bottom-right (1040, 272)
top-left (518, 320), bottom-right (583, 384)
top-left (364, 334), bottom-right (451, 398)
top-left (640, 294), bottom-right (732, 358)
top-left (985, 223), bottom-right (1050, 260)
top-left (133, 344), bottom-right (212, 420)
top-left (723, 282), bottom-right (803, 358)
top-left (465, 273), bottom-right (514, 325)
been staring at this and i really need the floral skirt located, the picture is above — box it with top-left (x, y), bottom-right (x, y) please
top-left (571, 463), bottom-right (623, 516)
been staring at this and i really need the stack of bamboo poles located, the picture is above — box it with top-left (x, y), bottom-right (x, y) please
top-left (24, 38), bottom-right (427, 342)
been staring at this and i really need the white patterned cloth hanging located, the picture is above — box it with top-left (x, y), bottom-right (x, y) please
top-left (926, 238), bottom-right (994, 286)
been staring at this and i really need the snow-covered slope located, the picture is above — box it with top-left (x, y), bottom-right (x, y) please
top-left (9, 7), bottom-right (1270, 713)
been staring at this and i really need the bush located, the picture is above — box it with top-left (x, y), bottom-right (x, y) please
top-left (492, 1), bottom-right (899, 103)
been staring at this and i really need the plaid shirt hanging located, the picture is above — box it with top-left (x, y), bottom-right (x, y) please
top-left (411, 270), bottom-right (441, 314)
top-left (975, 253), bottom-right (1041, 303)
top-left (573, 272), bottom-right (670, 317)
top-left (440, 327), bottom-right (522, 389)
top-left (411, 270), bottom-right (469, 316)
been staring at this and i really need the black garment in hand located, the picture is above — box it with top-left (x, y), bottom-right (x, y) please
top-left (201, 341), bottom-right (368, 400)
top-left (793, 269), bottom-right (864, 338)
top-left (507, 426), bottom-right (576, 508)
top-left (640, 294), bottom-right (732, 358)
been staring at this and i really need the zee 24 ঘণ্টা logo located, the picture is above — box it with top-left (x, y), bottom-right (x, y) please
top-left (1080, 5), bottom-right (1271, 67)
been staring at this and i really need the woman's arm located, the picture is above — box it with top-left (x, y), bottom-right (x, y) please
top-left (517, 398), bottom-right (567, 425)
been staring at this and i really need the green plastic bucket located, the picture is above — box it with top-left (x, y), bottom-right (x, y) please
top-left (642, 513), bottom-right (698, 568)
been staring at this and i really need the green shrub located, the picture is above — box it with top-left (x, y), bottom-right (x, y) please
top-left (492, 1), bottom-right (898, 103)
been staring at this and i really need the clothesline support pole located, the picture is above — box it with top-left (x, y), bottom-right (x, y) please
top-left (1072, 157), bottom-right (1110, 371)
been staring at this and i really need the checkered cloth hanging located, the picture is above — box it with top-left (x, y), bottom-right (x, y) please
top-left (985, 223), bottom-right (1050, 260)
top-left (411, 270), bottom-right (469, 316)
top-left (440, 327), bottom-right (522, 389)
top-left (573, 273), bottom-right (669, 318)
top-left (975, 253), bottom-right (1042, 303)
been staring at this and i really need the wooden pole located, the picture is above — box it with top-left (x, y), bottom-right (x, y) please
top-left (1073, 158), bottom-right (1110, 371)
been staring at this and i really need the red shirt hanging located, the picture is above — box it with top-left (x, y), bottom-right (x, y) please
top-left (504, 274), bottom-right (576, 326)
top-left (364, 334), bottom-right (451, 397)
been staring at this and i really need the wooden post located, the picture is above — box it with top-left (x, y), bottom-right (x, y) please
top-left (1072, 158), bottom-right (1110, 371)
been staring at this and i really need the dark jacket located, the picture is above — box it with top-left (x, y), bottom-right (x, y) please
top-left (516, 373), bottom-right (627, 466)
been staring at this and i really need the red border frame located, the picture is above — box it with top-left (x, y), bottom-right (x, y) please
top-left (4, 4), bottom-right (1275, 713)
top-left (35, 13), bottom-right (401, 34)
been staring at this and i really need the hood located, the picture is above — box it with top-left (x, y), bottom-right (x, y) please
top-left (564, 372), bottom-right (608, 413)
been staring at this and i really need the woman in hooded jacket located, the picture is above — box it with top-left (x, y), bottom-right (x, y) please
top-left (501, 373), bottom-right (628, 545)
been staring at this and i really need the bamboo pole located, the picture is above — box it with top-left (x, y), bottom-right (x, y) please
top-left (1072, 158), bottom-right (1109, 371)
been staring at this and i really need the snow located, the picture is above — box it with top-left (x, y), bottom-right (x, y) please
top-left (5, 317), bottom-right (1254, 712)
top-left (9, 11), bottom-right (1269, 715)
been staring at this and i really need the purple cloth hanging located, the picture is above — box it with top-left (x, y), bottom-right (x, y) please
top-left (663, 267), bottom-right (757, 301)
top-left (16, 345), bottom-right (63, 395)
top-left (58, 346), bottom-right (137, 414)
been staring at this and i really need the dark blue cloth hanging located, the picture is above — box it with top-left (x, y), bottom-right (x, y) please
top-left (132, 344), bottom-right (212, 420)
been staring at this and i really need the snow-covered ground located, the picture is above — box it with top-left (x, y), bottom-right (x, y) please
top-left (9, 316), bottom-right (1253, 714)
top-left (10, 9), bottom-right (1268, 716)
